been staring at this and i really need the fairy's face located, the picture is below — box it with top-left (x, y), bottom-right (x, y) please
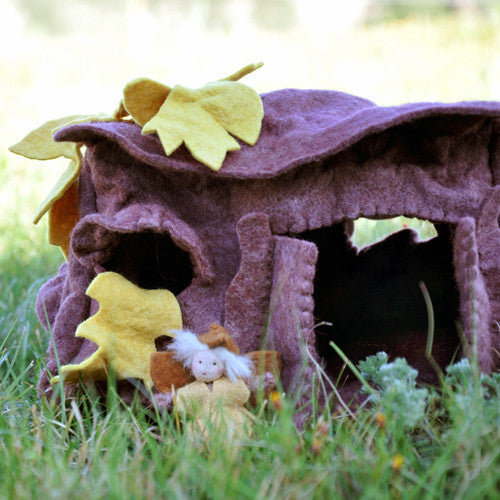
top-left (191, 350), bottom-right (224, 382)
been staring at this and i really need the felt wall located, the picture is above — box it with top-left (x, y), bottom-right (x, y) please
top-left (35, 89), bottom-right (500, 402)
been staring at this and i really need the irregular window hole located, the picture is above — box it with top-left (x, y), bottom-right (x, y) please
top-left (297, 220), bottom-right (459, 384)
top-left (352, 216), bottom-right (437, 250)
top-left (102, 232), bottom-right (194, 295)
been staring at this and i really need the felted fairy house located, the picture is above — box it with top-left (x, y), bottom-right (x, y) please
top-left (15, 66), bottom-right (500, 406)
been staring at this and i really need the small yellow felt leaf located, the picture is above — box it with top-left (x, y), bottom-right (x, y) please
top-left (33, 153), bottom-right (81, 225)
top-left (48, 181), bottom-right (80, 257)
top-left (11, 114), bottom-right (117, 227)
top-left (220, 61), bottom-right (264, 82)
top-left (9, 115), bottom-right (87, 161)
top-left (142, 80), bottom-right (264, 170)
top-left (52, 272), bottom-right (182, 389)
top-left (123, 77), bottom-right (171, 126)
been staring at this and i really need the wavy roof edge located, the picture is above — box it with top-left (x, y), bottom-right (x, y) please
top-left (54, 88), bottom-right (500, 179)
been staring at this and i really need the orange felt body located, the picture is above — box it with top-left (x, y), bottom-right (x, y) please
top-left (150, 351), bottom-right (194, 393)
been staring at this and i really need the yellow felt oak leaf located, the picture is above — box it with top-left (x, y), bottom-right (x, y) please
top-left (142, 80), bottom-right (263, 170)
top-left (121, 62), bottom-right (263, 129)
top-left (123, 62), bottom-right (264, 170)
top-left (52, 272), bottom-right (182, 389)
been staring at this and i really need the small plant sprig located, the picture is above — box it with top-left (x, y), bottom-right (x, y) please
top-left (358, 352), bottom-right (429, 430)
top-left (444, 358), bottom-right (500, 426)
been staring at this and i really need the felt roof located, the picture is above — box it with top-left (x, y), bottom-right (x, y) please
top-left (55, 88), bottom-right (500, 179)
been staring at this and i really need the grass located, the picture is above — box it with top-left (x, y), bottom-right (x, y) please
top-left (1, 148), bottom-right (498, 498)
top-left (1, 297), bottom-right (499, 499)
top-left (1, 4), bottom-right (499, 498)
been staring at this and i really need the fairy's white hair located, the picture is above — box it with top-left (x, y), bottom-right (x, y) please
top-left (168, 330), bottom-right (208, 365)
top-left (168, 329), bottom-right (252, 382)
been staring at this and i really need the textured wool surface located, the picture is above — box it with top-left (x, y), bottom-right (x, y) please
top-left (246, 350), bottom-right (281, 404)
top-left (198, 323), bottom-right (240, 354)
top-left (8, 116), bottom-right (83, 253)
top-left (123, 77), bottom-right (171, 127)
top-left (37, 88), bottom-right (500, 408)
top-left (176, 377), bottom-right (255, 442)
top-left (122, 62), bottom-right (264, 170)
top-left (51, 271), bottom-right (182, 389)
top-left (48, 181), bottom-right (80, 255)
top-left (151, 348), bottom-right (280, 401)
top-left (150, 351), bottom-right (195, 393)
top-left (142, 80), bottom-right (264, 170)
top-left (224, 213), bottom-right (274, 353)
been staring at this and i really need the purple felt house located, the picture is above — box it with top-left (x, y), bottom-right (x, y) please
top-left (37, 88), bottom-right (500, 405)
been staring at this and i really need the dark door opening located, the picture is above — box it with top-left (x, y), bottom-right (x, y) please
top-left (296, 219), bottom-right (460, 384)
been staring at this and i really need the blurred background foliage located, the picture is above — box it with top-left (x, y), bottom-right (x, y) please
top-left (3, 0), bottom-right (498, 137)
top-left (0, 0), bottom-right (499, 276)
top-left (12, 0), bottom-right (500, 34)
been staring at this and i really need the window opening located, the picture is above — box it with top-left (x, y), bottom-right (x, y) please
top-left (102, 233), bottom-right (194, 295)
top-left (352, 216), bottom-right (437, 250)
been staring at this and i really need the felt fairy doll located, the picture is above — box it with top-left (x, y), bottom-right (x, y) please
top-left (168, 324), bottom-right (256, 442)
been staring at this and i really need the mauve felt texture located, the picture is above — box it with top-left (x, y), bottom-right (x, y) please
top-left (224, 213), bottom-right (274, 354)
top-left (37, 88), bottom-right (500, 406)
